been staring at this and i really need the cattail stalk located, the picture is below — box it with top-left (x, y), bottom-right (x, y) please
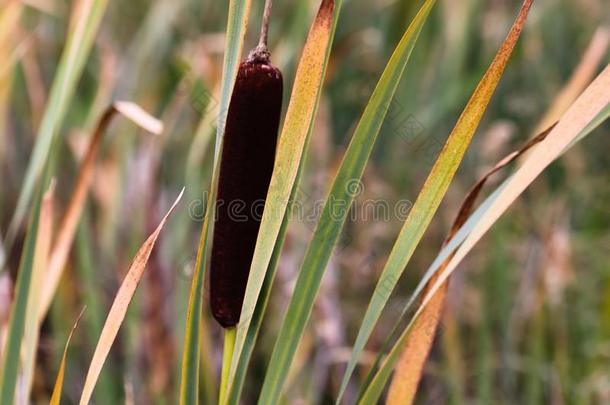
top-left (214, 1), bottom-right (281, 402)
top-left (210, 0), bottom-right (282, 330)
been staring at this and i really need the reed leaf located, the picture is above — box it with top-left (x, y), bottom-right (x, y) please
top-left (226, 141), bottom-right (308, 404)
top-left (8, 0), bottom-right (109, 246)
top-left (359, 62), bottom-right (610, 405)
top-left (179, 1), bottom-right (252, 403)
top-left (253, 1), bottom-right (437, 403)
top-left (382, 31), bottom-right (609, 399)
top-left (385, 123), bottom-right (555, 404)
top-left (339, 2), bottom-right (533, 400)
top-left (0, 173), bottom-right (50, 404)
top-left (49, 308), bottom-right (85, 405)
top-left (38, 102), bottom-right (163, 322)
top-left (19, 181), bottom-right (54, 402)
top-left (228, 0), bottom-right (340, 396)
top-left (79, 190), bottom-right (183, 405)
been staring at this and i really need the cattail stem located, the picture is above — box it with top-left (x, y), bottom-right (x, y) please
top-left (219, 327), bottom-right (236, 404)
top-left (258, 0), bottom-right (273, 49)
top-left (248, 0), bottom-right (274, 62)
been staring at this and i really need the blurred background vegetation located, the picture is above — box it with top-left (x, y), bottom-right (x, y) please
top-left (1, 0), bottom-right (609, 403)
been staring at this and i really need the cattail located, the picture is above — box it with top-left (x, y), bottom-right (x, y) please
top-left (210, 0), bottom-right (283, 328)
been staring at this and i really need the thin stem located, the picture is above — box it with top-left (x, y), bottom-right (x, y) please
top-left (258, 0), bottom-right (273, 49)
top-left (219, 327), bottom-right (236, 405)
top-left (247, 0), bottom-right (273, 63)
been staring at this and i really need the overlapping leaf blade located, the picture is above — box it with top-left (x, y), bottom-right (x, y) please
top-left (0, 176), bottom-right (49, 403)
top-left (178, 1), bottom-right (252, 403)
top-left (255, 0), bottom-right (438, 403)
top-left (359, 64), bottom-right (610, 404)
top-left (338, 2), bottom-right (533, 400)
top-left (79, 190), bottom-right (183, 405)
top-left (8, 0), bottom-right (109, 244)
top-left (228, 0), bottom-right (340, 399)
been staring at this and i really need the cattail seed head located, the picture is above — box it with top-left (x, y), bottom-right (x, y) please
top-left (210, 58), bottom-right (283, 328)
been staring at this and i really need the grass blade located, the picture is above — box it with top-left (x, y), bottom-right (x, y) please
top-left (214, 0), bottom-right (252, 163)
top-left (385, 275), bottom-right (448, 405)
top-left (178, 1), bottom-right (252, 403)
top-left (0, 174), bottom-right (49, 404)
top-left (252, 1), bottom-right (437, 403)
top-left (78, 189), bottom-right (183, 405)
top-left (178, 203), bottom-right (212, 405)
top-left (38, 102), bottom-right (163, 322)
top-left (413, 64), bottom-right (610, 349)
top-left (339, 2), bottom-right (533, 400)
top-left (7, 0), bottom-right (109, 245)
top-left (227, 142), bottom-right (308, 404)
top-left (229, 0), bottom-right (340, 395)
top-left (19, 181), bottom-right (55, 403)
top-left (360, 63), bottom-right (610, 405)
top-left (49, 308), bottom-right (85, 405)
top-left (385, 124), bottom-right (554, 405)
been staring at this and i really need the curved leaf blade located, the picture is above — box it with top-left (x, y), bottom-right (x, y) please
top-left (385, 123), bottom-right (554, 405)
top-left (79, 190), bottom-right (183, 405)
top-left (341, 2), bottom-right (533, 401)
top-left (414, 65), bottom-right (610, 349)
top-left (383, 33), bottom-right (609, 398)
top-left (49, 308), bottom-right (86, 405)
top-left (256, 0), bottom-right (438, 403)
top-left (179, 1), bottom-right (252, 403)
top-left (8, 0), bottom-right (109, 245)
top-left (361, 62), bottom-right (610, 405)
top-left (229, 0), bottom-right (340, 396)
top-left (38, 102), bottom-right (163, 323)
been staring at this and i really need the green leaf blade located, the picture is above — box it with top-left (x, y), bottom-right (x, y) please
top-left (7, 0), bottom-right (109, 245)
top-left (178, 1), bottom-right (252, 404)
top-left (228, 0), bottom-right (341, 397)
top-left (359, 66), bottom-right (610, 405)
top-left (256, 1), bottom-right (437, 403)
top-left (0, 181), bottom-right (46, 404)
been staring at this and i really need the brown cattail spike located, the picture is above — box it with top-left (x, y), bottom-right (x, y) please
top-left (210, 56), bottom-right (283, 328)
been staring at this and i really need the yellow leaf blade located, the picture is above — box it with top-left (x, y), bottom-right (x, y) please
top-left (19, 181), bottom-right (55, 403)
top-left (421, 63), bottom-right (610, 333)
top-left (229, 0), bottom-right (337, 390)
top-left (378, 62), bottom-right (610, 405)
top-left (39, 102), bottom-right (163, 323)
top-left (49, 308), bottom-right (86, 405)
top-left (352, 2), bottom-right (534, 402)
top-left (345, 2), bottom-right (534, 401)
top-left (78, 189), bottom-right (183, 405)
top-left (386, 279), bottom-right (447, 405)
top-left (386, 123), bottom-right (554, 405)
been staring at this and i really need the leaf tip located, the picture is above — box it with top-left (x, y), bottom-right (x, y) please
top-left (113, 101), bottom-right (164, 135)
